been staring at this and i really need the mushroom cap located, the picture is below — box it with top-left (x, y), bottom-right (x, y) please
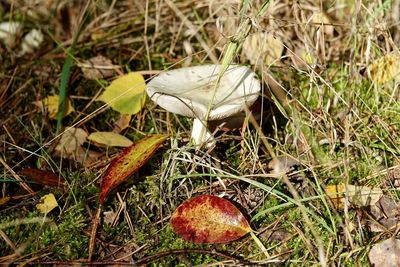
top-left (146, 65), bottom-right (260, 120)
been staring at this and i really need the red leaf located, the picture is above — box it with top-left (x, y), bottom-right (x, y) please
top-left (99, 134), bottom-right (168, 204)
top-left (170, 195), bottom-right (252, 244)
top-left (19, 168), bottom-right (64, 187)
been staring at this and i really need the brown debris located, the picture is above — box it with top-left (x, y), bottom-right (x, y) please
top-left (79, 55), bottom-right (118, 80)
top-left (19, 168), bottom-right (65, 187)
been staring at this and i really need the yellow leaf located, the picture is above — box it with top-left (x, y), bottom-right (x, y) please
top-left (36, 193), bottom-right (58, 214)
top-left (325, 184), bottom-right (345, 209)
top-left (98, 72), bottom-right (146, 115)
top-left (41, 95), bottom-right (74, 119)
top-left (369, 53), bottom-right (400, 84)
top-left (242, 33), bottom-right (283, 66)
top-left (88, 132), bottom-right (133, 147)
top-left (0, 196), bottom-right (10, 206)
top-left (91, 29), bottom-right (107, 41)
top-left (325, 183), bottom-right (383, 209)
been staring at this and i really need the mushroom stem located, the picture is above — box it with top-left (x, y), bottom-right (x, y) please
top-left (191, 118), bottom-right (213, 146)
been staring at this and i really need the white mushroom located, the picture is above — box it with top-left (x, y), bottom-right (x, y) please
top-left (146, 64), bottom-right (261, 146)
top-left (0, 22), bottom-right (21, 47)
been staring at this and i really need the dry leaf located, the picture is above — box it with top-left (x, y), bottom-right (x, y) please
top-left (209, 1), bottom-right (238, 39)
top-left (80, 55), bottom-right (117, 80)
top-left (55, 127), bottom-right (87, 157)
top-left (369, 238), bottom-right (400, 267)
top-left (242, 33), bottom-right (283, 66)
top-left (98, 72), bottom-right (146, 115)
top-left (36, 193), bottom-right (58, 214)
top-left (349, 184), bottom-right (383, 207)
top-left (325, 183), bottom-right (383, 209)
top-left (39, 95), bottom-right (74, 119)
top-left (88, 132), bottom-right (133, 147)
top-left (260, 228), bottom-right (291, 243)
top-left (75, 147), bottom-right (102, 167)
top-left (312, 12), bottom-right (334, 36)
top-left (52, 127), bottom-right (100, 166)
top-left (268, 156), bottom-right (300, 175)
top-left (369, 53), bottom-right (400, 84)
top-left (105, 243), bottom-right (136, 263)
top-left (171, 195), bottom-right (252, 243)
top-left (99, 134), bottom-right (168, 203)
top-left (19, 168), bottom-right (64, 187)
top-left (103, 210), bottom-right (118, 225)
top-left (113, 114), bottom-right (131, 133)
top-left (369, 196), bottom-right (400, 232)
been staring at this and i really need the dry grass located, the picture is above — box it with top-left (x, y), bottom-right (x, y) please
top-left (0, 0), bottom-right (399, 265)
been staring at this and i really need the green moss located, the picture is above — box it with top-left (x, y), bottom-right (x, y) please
top-left (150, 226), bottom-right (217, 266)
top-left (0, 203), bottom-right (88, 260)
top-left (35, 205), bottom-right (88, 259)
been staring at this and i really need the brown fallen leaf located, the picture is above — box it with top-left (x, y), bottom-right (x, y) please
top-left (260, 227), bottom-right (292, 243)
top-left (53, 127), bottom-right (101, 166)
top-left (369, 238), bottom-right (400, 266)
top-left (113, 114), bottom-right (131, 133)
top-left (171, 195), bottom-right (252, 243)
top-left (268, 156), bottom-right (300, 175)
top-left (55, 127), bottom-right (88, 157)
top-left (312, 12), bottom-right (334, 36)
top-left (369, 196), bottom-right (400, 232)
top-left (99, 134), bottom-right (168, 203)
top-left (79, 55), bottom-right (117, 80)
top-left (103, 209), bottom-right (118, 225)
top-left (19, 168), bottom-right (64, 187)
top-left (76, 148), bottom-right (102, 167)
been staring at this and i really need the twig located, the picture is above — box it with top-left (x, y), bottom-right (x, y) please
top-left (0, 156), bottom-right (34, 194)
top-left (164, 0), bottom-right (218, 64)
top-left (31, 248), bottom-right (255, 266)
top-left (88, 206), bottom-right (102, 261)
